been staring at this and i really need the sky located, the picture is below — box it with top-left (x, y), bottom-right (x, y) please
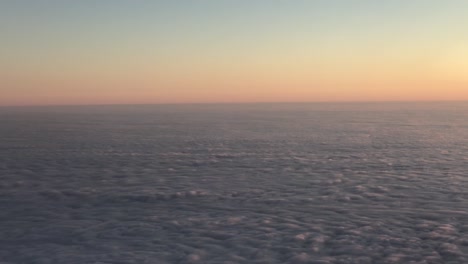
top-left (1, 0), bottom-right (468, 106)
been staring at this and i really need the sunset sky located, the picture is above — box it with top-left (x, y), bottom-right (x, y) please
top-left (1, 1), bottom-right (468, 106)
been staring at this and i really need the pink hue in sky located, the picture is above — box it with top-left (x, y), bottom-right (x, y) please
top-left (1, 1), bottom-right (468, 106)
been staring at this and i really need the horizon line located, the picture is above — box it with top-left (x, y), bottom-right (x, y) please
top-left (1, 99), bottom-right (468, 108)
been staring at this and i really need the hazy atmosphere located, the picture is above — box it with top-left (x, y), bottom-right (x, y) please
top-left (2, 1), bottom-right (468, 264)
top-left (2, 0), bottom-right (468, 105)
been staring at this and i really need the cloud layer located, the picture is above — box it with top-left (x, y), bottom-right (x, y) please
top-left (1, 103), bottom-right (468, 263)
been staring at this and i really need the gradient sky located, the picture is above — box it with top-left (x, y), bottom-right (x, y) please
top-left (1, 0), bottom-right (468, 106)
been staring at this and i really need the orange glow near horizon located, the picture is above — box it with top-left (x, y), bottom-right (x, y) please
top-left (2, 1), bottom-right (468, 106)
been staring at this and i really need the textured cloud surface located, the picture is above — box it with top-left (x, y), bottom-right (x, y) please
top-left (1, 102), bottom-right (468, 263)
